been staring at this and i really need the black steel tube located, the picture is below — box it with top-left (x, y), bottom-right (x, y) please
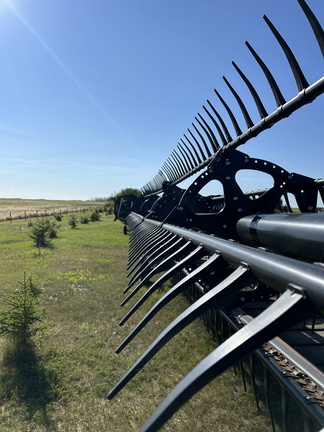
top-left (236, 213), bottom-right (324, 262)
top-left (126, 213), bottom-right (324, 314)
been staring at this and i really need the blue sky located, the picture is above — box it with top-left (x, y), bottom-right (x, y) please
top-left (0, 0), bottom-right (323, 200)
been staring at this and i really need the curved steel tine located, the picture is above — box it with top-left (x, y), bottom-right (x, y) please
top-left (177, 143), bottom-right (195, 171)
top-left (170, 152), bottom-right (185, 177)
top-left (180, 139), bottom-right (199, 167)
top-left (127, 227), bottom-right (165, 270)
top-left (128, 227), bottom-right (160, 266)
top-left (183, 134), bottom-right (203, 165)
top-left (119, 241), bottom-right (199, 326)
top-left (162, 162), bottom-right (175, 182)
top-left (128, 219), bottom-right (156, 244)
top-left (128, 224), bottom-right (156, 250)
top-left (207, 99), bottom-right (233, 142)
top-left (158, 170), bottom-right (167, 184)
top-left (245, 41), bottom-right (286, 107)
top-left (169, 153), bottom-right (182, 177)
top-left (108, 265), bottom-right (251, 399)
top-left (167, 157), bottom-right (181, 179)
top-left (123, 235), bottom-right (183, 300)
top-left (126, 231), bottom-right (175, 283)
top-left (197, 113), bottom-right (220, 152)
top-left (192, 121), bottom-right (212, 158)
top-left (172, 151), bottom-right (187, 176)
top-left (202, 104), bottom-right (228, 146)
top-left (298, 0), bottom-right (324, 57)
top-left (165, 159), bottom-right (177, 181)
top-left (231, 62), bottom-right (268, 119)
top-left (173, 149), bottom-right (188, 174)
top-left (188, 127), bottom-right (207, 160)
top-left (116, 253), bottom-right (221, 352)
top-left (122, 240), bottom-right (192, 307)
top-left (127, 229), bottom-right (172, 276)
top-left (214, 89), bottom-right (243, 136)
top-left (263, 14), bottom-right (309, 91)
top-left (126, 234), bottom-right (179, 291)
top-left (140, 288), bottom-right (311, 432)
top-left (128, 218), bottom-right (151, 240)
top-left (223, 76), bottom-right (254, 128)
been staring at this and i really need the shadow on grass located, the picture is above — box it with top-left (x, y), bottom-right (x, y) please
top-left (0, 338), bottom-right (60, 429)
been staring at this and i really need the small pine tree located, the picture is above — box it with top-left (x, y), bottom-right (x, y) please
top-left (68, 214), bottom-right (78, 229)
top-left (29, 218), bottom-right (60, 247)
top-left (90, 209), bottom-right (101, 222)
top-left (80, 214), bottom-right (90, 224)
top-left (0, 275), bottom-right (47, 342)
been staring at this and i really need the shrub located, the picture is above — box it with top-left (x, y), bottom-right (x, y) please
top-left (29, 218), bottom-right (60, 246)
top-left (48, 220), bottom-right (60, 238)
top-left (90, 209), bottom-right (101, 222)
top-left (106, 205), bottom-right (113, 215)
top-left (55, 214), bottom-right (63, 221)
top-left (0, 275), bottom-right (47, 342)
top-left (68, 214), bottom-right (78, 229)
top-left (80, 214), bottom-right (90, 224)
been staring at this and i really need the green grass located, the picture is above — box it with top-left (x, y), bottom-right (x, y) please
top-left (0, 209), bottom-right (272, 431)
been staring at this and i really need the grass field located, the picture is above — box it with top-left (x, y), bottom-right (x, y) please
top-left (0, 202), bottom-right (271, 431)
top-left (0, 198), bottom-right (104, 221)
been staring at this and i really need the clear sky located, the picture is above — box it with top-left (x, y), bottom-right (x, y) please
top-left (0, 0), bottom-right (323, 201)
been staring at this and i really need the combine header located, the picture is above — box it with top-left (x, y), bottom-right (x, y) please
top-left (110, 1), bottom-right (324, 430)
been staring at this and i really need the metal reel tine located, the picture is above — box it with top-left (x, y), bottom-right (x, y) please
top-left (245, 40), bottom-right (286, 107)
top-left (108, 265), bottom-right (251, 399)
top-left (263, 14), bottom-right (309, 91)
top-left (223, 75), bottom-right (254, 128)
top-left (119, 243), bottom-right (205, 326)
top-left (140, 288), bottom-right (311, 432)
top-left (123, 235), bottom-right (183, 301)
top-left (297, 0), bottom-right (324, 57)
top-left (127, 231), bottom-right (173, 279)
top-left (214, 89), bottom-right (243, 136)
top-left (127, 226), bottom-right (161, 267)
top-left (116, 252), bottom-right (221, 352)
top-left (121, 239), bottom-right (190, 307)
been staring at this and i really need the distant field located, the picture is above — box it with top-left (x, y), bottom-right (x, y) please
top-left (0, 198), bottom-right (106, 221)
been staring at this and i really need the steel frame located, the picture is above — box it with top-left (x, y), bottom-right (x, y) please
top-left (111, 1), bottom-right (324, 430)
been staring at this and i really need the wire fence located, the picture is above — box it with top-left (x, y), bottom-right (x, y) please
top-left (0, 205), bottom-right (101, 222)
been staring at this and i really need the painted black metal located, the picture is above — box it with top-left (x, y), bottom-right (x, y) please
top-left (263, 15), bottom-right (309, 92)
top-left (108, 266), bottom-right (252, 399)
top-left (116, 252), bottom-right (222, 353)
top-left (138, 0), bottom-right (323, 196)
top-left (159, 149), bottom-right (321, 238)
top-left (122, 237), bottom-right (187, 304)
top-left (118, 244), bottom-right (206, 329)
top-left (127, 229), bottom-right (172, 277)
top-left (125, 235), bottom-right (181, 295)
top-left (214, 88), bottom-right (243, 136)
top-left (237, 311), bottom-right (324, 393)
top-left (141, 220), bottom-right (324, 312)
top-left (221, 309), bottom-right (324, 430)
top-left (126, 232), bottom-right (177, 282)
top-left (111, 2), bottom-right (324, 430)
top-left (236, 213), bottom-right (324, 262)
top-left (244, 41), bottom-right (286, 107)
top-left (204, 101), bottom-right (229, 145)
top-left (231, 61), bottom-right (268, 119)
top-left (125, 238), bottom-right (191, 296)
top-left (140, 289), bottom-right (311, 432)
top-left (222, 75), bottom-right (254, 129)
top-left (297, 0), bottom-right (324, 56)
